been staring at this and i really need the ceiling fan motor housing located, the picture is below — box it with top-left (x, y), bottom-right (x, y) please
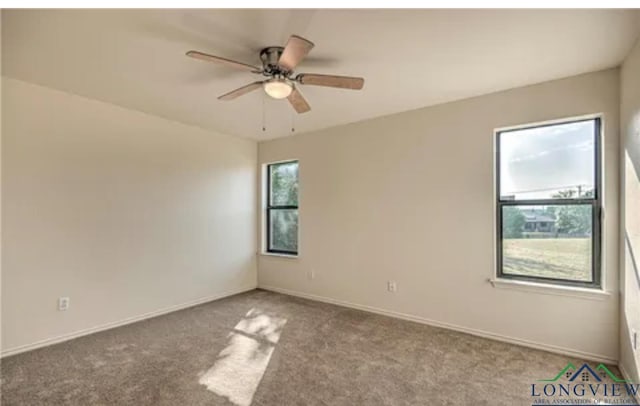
top-left (260, 46), bottom-right (288, 75)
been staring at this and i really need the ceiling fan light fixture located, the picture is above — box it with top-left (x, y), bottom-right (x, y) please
top-left (263, 78), bottom-right (293, 99)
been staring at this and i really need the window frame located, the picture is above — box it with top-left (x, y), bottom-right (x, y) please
top-left (495, 117), bottom-right (603, 289)
top-left (265, 160), bottom-right (299, 256)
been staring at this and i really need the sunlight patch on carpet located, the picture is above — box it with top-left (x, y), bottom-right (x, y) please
top-left (199, 308), bottom-right (287, 406)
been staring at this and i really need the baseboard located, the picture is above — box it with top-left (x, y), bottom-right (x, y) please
top-left (259, 285), bottom-right (618, 364)
top-left (619, 363), bottom-right (640, 404)
top-left (4, 283), bottom-right (619, 365)
top-left (1, 285), bottom-right (257, 358)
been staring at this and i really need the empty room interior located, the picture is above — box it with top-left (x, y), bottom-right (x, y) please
top-left (2, 7), bottom-right (640, 405)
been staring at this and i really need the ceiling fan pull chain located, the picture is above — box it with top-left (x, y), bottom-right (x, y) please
top-left (262, 94), bottom-right (266, 132)
top-left (291, 110), bottom-right (295, 133)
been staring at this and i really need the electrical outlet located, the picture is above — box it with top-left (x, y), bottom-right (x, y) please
top-left (387, 281), bottom-right (397, 293)
top-left (58, 297), bottom-right (70, 311)
top-left (308, 270), bottom-right (315, 280)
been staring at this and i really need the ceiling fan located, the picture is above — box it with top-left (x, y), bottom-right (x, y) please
top-left (186, 35), bottom-right (365, 114)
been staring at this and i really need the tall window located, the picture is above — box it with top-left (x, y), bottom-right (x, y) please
top-left (496, 118), bottom-right (602, 288)
top-left (266, 161), bottom-right (299, 255)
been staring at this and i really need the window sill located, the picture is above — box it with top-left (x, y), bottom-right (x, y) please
top-left (488, 278), bottom-right (612, 301)
top-left (259, 252), bottom-right (298, 259)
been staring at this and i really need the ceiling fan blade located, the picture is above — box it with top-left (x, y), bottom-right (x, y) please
top-left (287, 87), bottom-right (311, 114)
top-left (297, 73), bottom-right (364, 90)
top-left (278, 35), bottom-right (315, 71)
top-left (186, 50), bottom-right (261, 73)
top-left (218, 81), bottom-right (264, 101)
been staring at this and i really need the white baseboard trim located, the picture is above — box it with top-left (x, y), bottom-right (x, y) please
top-left (1, 285), bottom-right (257, 358)
top-left (619, 363), bottom-right (640, 404)
top-left (259, 285), bottom-right (618, 364)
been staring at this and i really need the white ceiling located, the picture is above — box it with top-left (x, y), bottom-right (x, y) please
top-left (3, 9), bottom-right (640, 141)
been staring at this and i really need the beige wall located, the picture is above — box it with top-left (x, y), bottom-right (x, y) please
top-left (1, 78), bottom-right (257, 354)
top-left (258, 69), bottom-right (621, 361)
top-left (620, 37), bottom-right (640, 382)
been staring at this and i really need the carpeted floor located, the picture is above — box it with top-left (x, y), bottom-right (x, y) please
top-left (0, 289), bottom-right (633, 405)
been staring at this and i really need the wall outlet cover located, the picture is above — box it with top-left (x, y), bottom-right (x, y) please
top-left (387, 281), bottom-right (397, 293)
top-left (58, 297), bottom-right (70, 311)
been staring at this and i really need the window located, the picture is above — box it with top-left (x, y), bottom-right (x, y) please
top-left (266, 160), bottom-right (299, 255)
top-left (496, 118), bottom-right (602, 288)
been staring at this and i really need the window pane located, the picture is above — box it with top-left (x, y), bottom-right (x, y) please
top-left (270, 162), bottom-right (298, 206)
top-left (499, 120), bottom-right (596, 200)
top-left (501, 205), bottom-right (592, 282)
top-left (269, 209), bottom-right (298, 253)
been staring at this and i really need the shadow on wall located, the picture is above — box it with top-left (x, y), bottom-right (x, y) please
top-left (625, 148), bottom-right (640, 382)
top-left (626, 148), bottom-right (640, 286)
top-left (197, 308), bottom-right (287, 406)
top-left (627, 143), bottom-right (640, 285)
